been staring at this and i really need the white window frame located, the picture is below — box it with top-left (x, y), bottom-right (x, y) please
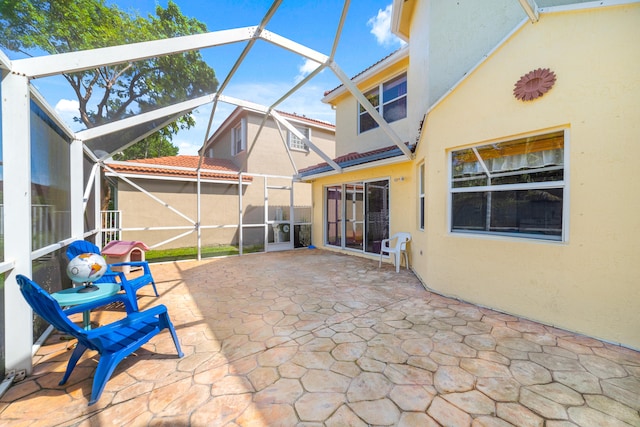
top-left (448, 130), bottom-right (568, 242)
top-left (358, 72), bottom-right (407, 134)
top-left (231, 118), bottom-right (246, 156)
top-left (288, 126), bottom-right (310, 152)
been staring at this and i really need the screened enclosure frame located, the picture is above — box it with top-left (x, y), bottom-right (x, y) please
top-left (1, 0), bottom-right (412, 379)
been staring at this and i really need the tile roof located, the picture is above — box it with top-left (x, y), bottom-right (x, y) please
top-left (299, 143), bottom-right (414, 177)
top-left (106, 156), bottom-right (251, 182)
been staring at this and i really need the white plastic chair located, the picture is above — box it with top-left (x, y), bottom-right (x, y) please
top-left (379, 232), bottom-right (411, 273)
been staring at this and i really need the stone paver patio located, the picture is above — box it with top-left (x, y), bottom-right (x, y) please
top-left (1, 250), bottom-right (639, 426)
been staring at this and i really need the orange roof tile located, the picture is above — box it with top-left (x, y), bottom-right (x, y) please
top-left (106, 156), bottom-right (252, 182)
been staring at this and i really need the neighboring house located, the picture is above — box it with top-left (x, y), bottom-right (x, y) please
top-left (301, 0), bottom-right (640, 350)
top-left (203, 106), bottom-right (336, 178)
top-left (106, 107), bottom-right (335, 251)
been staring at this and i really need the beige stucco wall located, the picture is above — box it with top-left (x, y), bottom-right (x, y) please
top-left (116, 173), bottom-right (310, 251)
top-left (332, 57), bottom-right (410, 156)
top-left (412, 5), bottom-right (640, 349)
top-left (207, 110), bottom-right (335, 176)
top-left (244, 113), bottom-right (336, 176)
top-left (310, 4), bottom-right (640, 349)
top-left (116, 178), bottom-right (265, 249)
top-left (405, 0), bottom-right (525, 144)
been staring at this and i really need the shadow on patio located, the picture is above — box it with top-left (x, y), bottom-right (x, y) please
top-left (1, 250), bottom-right (639, 426)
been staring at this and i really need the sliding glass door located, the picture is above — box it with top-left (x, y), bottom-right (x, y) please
top-left (365, 180), bottom-right (389, 254)
top-left (325, 179), bottom-right (389, 254)
top-left (345, 184), bottom-right (364, 250)
top-left (326, 185), bottom-right (342, 247)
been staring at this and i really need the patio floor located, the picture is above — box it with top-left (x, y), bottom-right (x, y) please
top-left (1, 250), bottom-right (639, 426)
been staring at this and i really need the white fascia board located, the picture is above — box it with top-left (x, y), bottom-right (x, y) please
top-left (322, 45), bottom-right (409, 104)
top-left (259, 30), bottom-right (329, 64)
top-left (76, 93), bottom-right (216, 141)
top-left (11, 27), bottom-right (257, 79)
top-left (391, 0), bottom-right (410, 42)
top-left (0, 49), bottom-right (11, 71)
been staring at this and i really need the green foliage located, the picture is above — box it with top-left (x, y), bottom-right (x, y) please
top-left (113, 132), bottom-right (178, 161)
top-left (0, 0), bottom-right (218, 158)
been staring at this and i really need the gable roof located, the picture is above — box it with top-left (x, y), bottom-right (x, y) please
top-left (298, 143), bottom-right (415, 178)
top-left (203, 106), bottom-right (335, 153)
top-left (105, 156), bottom-right (251, 182)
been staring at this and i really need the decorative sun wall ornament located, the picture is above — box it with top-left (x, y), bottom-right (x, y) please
top-left (513, 68), bottom-right (556, 101)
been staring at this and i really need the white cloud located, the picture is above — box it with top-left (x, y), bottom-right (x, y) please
top-left (54, 98), bottom-right (82, 129)
top-left (55, 98), bottom-right (79, 113)
top-left (367, 4), bottom-right (405, 48)
top-left (295, 58), bottom-right (322, 84)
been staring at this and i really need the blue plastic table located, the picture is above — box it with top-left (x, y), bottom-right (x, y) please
top-left (51, 283), bottom-right (120, 329)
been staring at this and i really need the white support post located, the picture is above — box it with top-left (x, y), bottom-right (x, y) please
top-left (70, 139), bottom-right (84, 240)
top-left (264, 177), bottom-right (269, 250)
top-left (2, 72), bottom-right (34, 374)
top-left (94, 164), bottom-right (103, 248)
top-left (289, 178), bottom-right (294, 246)
top-left (238, 174), bottom-right (244, 255)
top-left (197, 170), bottom-right (202, 261)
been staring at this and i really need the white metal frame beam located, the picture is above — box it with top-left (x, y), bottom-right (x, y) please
top-left (328, 61), bottom-right (413, 159)
top-left (1, 72), bottom-right (34, 373)
top-left (271, 110), bottom-right (342, 171)
top-left (519, 0), bottom-right (540, 23)
top-left (10, 27), bottom-right (258, 79)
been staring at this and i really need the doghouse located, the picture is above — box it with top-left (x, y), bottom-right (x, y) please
top-left (102, 240), bottom-right (150, 274)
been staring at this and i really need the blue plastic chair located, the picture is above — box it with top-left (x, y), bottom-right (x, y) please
top-left (16, 274), bottom-right (183, 405)
top-left (67, 241), bottom-right (159, 310)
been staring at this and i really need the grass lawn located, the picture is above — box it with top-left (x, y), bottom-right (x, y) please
top-left (145, 244), bottom-right (263, 263)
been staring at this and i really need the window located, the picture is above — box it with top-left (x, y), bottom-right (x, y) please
top-left (419, 163), bottom-right (425, 230)
top-left (288, 127), bottom-right (310, 151)
top-left (359, 73), bottom-right (407, 133)
top-left (450, 131), bottom-right (565, 240)
top-left (231, 119), bottom-right (246, 155)
top-left (325, 179), bottom-right (389, 254)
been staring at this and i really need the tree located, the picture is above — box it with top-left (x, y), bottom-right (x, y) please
top-left (0, 0), bottom-right (218, 159)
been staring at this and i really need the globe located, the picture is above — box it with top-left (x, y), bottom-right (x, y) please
top-left (66, 253), bottom-right (107, 292)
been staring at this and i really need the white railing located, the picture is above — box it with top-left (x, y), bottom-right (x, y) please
top-left (101, 210), bottom-right (122, 244)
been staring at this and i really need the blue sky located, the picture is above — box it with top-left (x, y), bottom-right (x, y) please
top-left (10, 0), bottom-right (405, 155)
